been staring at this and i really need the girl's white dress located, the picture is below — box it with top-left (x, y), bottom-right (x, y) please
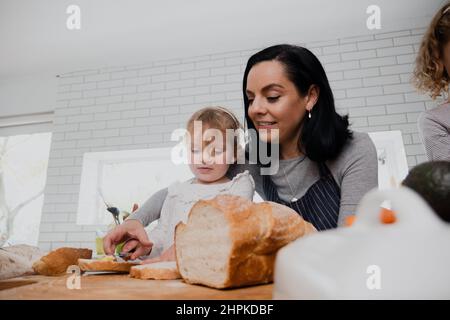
top-left (147, 170), bottom-right (255, 258)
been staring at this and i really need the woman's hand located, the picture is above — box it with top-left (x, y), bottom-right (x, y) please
top-left (103, 219), bottom-right (153, 260)
top-left (140, 244), bottom-right (175, 264)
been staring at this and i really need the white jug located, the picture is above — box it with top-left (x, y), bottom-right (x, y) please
top-left (273, 187), bottom-right (450, 299)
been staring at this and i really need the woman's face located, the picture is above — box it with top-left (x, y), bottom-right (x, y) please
top-left (246, 60), bottom-right (310, 147)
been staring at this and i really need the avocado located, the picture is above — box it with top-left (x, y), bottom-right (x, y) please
top-left (402, 161), bottom-right (450, 222)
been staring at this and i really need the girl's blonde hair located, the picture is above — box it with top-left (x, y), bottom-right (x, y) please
top-left (186, 106), bottom-right (244, 161)
top-left (413, 2), bottom-right (450, 99)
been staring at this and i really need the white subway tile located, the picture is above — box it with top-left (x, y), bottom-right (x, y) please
top-left (85, 73), bottom-right (110, 82)
top-left (376, 45), bottom-right (414, 57)
top-left (166, 63), bottom-right (195, 73)
top-left (211, 65), bottom-right (241, 76)
top-left (108, 101), bottom-right (135, 112)
top-left (386, 102), bottom-right (425, 114)
top-left (122, 92), bottom-right (151, 101)
top-left (152, 73), bottom-right (179, 83)
top-left (92, 129), bottom-right (120, 138)
top-left (134, 116), bottom-right (164, 126)
top-left (69, 98), bottom-right (96, 107)
top-left (120, 127), bottom-right (148, 136)
top-left (180, 69), bottom-right (210, 80)
top-left (66, 114), bottom-right (94, 123)
top-left (366, 94), bottom-right (404, 106)
top-left (357, 38), bottom-right (393, 50)
top-left (111, 70), bottom-right (138, 80)
top-left (374, 30), bottom-right (410, 39)
top-left (180, 86), bottom-right (210, 96)
top-left (405, 144), bottom-right (426, 156)
top-left (79, 121), bottom-right (106, 130)
top-left (393, 35), bottom-right (424, 46)
top-left (124, 77), bottom-right (149, 86)
top-left (360, 56), bottom-right (396, 68)
top-left (138, 66), bottom-right (166, 77)
top-left (122, 109), bottom-right (149, 118)
top-left (379, 63), bottom-right (413, 75)
top-left (77, 138), bottom-right (105, 148)
top-left (106, 119), bottom-right (135, 128)
top-left (341, 50), bottom-right (376, 61)
top-left (41, 213), bottom-right (70, 222)
top-left (96, 95), bottom-right (122, 105)
top-left (65, 131), bottom-right (92, 140)
top-left (368, 114), bottom-right (407, 126)
top-left (165, 96), bottom-right (194, 106)
top-left (322, 43), bottom-right (357, 55)
top-left (39, 232), bottom-right (66, 242)
top-left (97, 79), bottom-right (123, 89)
top-left (383, 83), bottom-right (415, 94)
top-left (71, 82), bottom-right (97, 91)
top-left (67, 232), bottom-right (96, 242)
top-left (347, 86), bottom-right (382, 98)
top-left (195, 59), bottom-right (225, 69)
top-left (104, 136), bottom-right (134, 146)
top-left (363, 75), bottom-right (400, 87)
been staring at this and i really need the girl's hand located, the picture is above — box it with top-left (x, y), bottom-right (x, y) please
top-left (141, 244), bottom-right (175, 264)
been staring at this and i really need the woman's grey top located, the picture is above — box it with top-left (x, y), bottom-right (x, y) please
top-left (130, 131), bottom-right (378, 228)
top-left (418, 103), bottom-right (450, 161)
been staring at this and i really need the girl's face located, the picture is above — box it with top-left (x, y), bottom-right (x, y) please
top-left (187, 126), bottom-right (234, 184)
top-left (246, 60), bottom-right (317, 148)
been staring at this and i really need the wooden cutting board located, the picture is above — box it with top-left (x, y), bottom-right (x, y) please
top-left (0, 274), bottom-right (273, 300)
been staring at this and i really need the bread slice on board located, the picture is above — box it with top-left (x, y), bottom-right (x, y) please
top-left (32, 247), bottom-right (92, 276)
top-left (130, 261), bottom-right (181, 280)
top-left (78, 258), bottom-right (139, 273)
top-left (175, 194), bottom-right (316, 289)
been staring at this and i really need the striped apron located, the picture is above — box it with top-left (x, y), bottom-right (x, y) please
top-left (262, 162), bottom-right (340, 231)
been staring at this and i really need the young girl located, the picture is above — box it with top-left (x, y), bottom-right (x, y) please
top-left (141, 107), bottom-right (255, 263)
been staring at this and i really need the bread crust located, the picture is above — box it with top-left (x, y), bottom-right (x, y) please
top-left (32, 247), bottom-right (92, 276)
top-left (175, 195), bottom-right (316, 289)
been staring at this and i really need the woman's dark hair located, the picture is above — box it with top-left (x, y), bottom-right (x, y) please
top-left (242, 44), bottom-right (352, 162)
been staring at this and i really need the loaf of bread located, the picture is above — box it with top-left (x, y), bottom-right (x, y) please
top-left (32, 247), bottom-right (92, 276)
top-left (78, 258), bottom-right (139, 273)
top-left (0, 245), bottom-right (44, 280)
top-left (130, 261), bottom-right (181, 280)
top-left (175, 194), bottom-right (316, 289)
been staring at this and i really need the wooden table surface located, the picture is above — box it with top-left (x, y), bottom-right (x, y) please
top-left (0, 273), bottom-right (273, 300)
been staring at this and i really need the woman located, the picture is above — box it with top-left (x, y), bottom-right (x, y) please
top-left (413, 2), bottom-right (450, 160)
top-left (103, 44), bottom-right (378, 259)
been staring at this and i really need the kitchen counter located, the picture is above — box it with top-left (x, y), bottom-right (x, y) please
top-left (0, 273), bottom-right (273, 300)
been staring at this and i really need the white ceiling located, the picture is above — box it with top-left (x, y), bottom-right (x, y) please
top-left (0, 0), bottom-right (444, 79)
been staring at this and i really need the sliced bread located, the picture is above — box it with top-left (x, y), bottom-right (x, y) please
top-left (77, 258), bottom-right (139, 273)
top-left (130, 261), bottom-right (181, 280)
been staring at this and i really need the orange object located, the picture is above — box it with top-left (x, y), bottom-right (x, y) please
top-left (380, 207), bottom-right (396, 224)
top-left (345, 215), bottom-right (356, 227)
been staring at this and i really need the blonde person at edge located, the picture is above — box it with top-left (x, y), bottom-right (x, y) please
top-left (413, 2), bottom-right (450, 160)
top-left (104, 45), bottom-right (378, 260)
top-left (122, 107), bottom-right (254, 263)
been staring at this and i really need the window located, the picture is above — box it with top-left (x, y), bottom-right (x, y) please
top-left (0, 132), bottom-right (52, 246)
top-left (77, 147), bottom-right (194, 225)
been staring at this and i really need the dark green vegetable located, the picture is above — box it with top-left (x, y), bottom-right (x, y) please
top-left (402, 161), bottom-right (450, 222)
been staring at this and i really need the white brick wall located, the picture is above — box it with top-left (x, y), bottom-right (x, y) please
top-left (39, 27), bottom-right (435, 251)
